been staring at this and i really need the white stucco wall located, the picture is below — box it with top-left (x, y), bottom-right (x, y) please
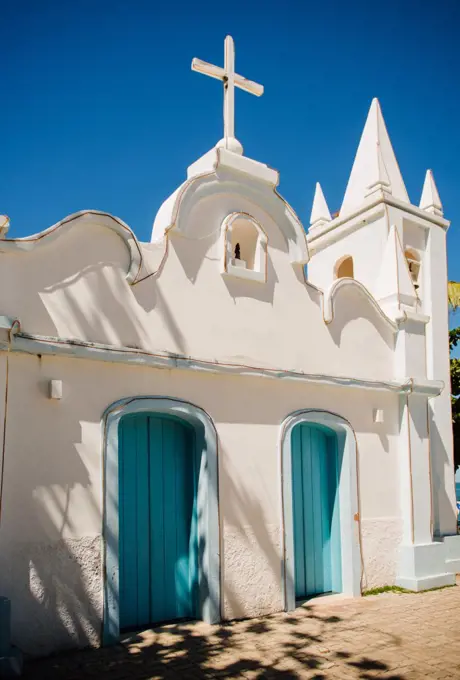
top-left (308, 197), bottom-right (457, 544)
top-left (0, 352), bottom-right (401, 655)
top-left (307, 214), bottom-right (389, 296)
top-left (0, 146), bottom-right (455, 657)
top-left (0, 200), bottom-right (395, 385)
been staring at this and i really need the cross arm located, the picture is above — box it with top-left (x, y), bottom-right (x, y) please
top-left (191, 57), bottom-right (263, 96)
top-left (191, 58), bottom-right (225, 81)
top-left (234, 74), bottom-right (264, 97)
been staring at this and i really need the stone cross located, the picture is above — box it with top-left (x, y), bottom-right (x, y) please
top-left (192, 36), bottom-right (264, 151)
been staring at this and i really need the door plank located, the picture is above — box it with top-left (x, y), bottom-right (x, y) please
top-left (149, 417), bottom-right (166, 622)
top-left (136, 416), bottom-right (150, 627)
top-left (119, 414), bottom-right (199, 629)
top-left (120, 417), bottom-right (139, 629)
top-left (292, 424), bottom-right (342, 601)
top-left (292, 426), bottom-right (306, 598)
top-left (162, 419), bottom-right (179, 621)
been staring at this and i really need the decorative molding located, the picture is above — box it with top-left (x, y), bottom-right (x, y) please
top-left (0, 316), bottom-right (21, 333)
top-left (0, 211), bottom-right (144, 285)
top-left (151, 148), bottom-right (309, 265)
top-left (280, 409), bottom-right (362, 610)
top-left (323, 278), bottom-right (398, 331)
top-left (102, 396), bottom-right (221, 644)
top-left (394, 310), bottom-right (430, 325)
top-left (1, 330), bottom-right (444, 397)
top-left (307, 193), bottom-right (450, 256)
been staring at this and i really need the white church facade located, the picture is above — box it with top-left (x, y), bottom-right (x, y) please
top-left (0, 37), bottom-right (459, 657)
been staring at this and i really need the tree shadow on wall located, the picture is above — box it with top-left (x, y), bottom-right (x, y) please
top-left (23, 440), bottom-right (408, 679)
top-left (0, 432), bottom-right (103, 658)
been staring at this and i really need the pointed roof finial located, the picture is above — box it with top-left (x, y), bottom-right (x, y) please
top-left (310, 182), bottom-right (332, 229)
top-left (419, 169), bottom-right (443, 216)
top-left (374, 224), bottom-right (418, 316)
top-left (341, 98), bottom-right (409, 215)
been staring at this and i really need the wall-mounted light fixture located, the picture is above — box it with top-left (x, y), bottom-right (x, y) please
top-left (49, 380), bottom-right (63, 400)
top-left (373, 408), bottom-right (384, 424)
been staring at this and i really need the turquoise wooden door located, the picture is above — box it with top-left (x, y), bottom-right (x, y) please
top-left (291, 423), bottom-right (342, 599)
top-left (119, 414), bottom-right (200, 631)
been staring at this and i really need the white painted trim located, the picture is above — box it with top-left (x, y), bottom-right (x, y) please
top-left (396, 542), bottom-right (455, 591)
top-left (280, 410), bottom-right (362, 610)
top-left (153, 151), bottom-right (309, 265)
top-left (443, 535), bottom-right (460, 574)
top-left (224, 264), bottom-right (266, 282)
top-left (217, 148), bottom-right (278, 185)
top-left (0, 331), bottom-right (444, 397)
top-left (102, 396), bottom-right (220, 645)
top-left (0, 211), bottom-right (143, 284)
top-left (323, 278), bottom-right (398, 331)
top-left (394, 310), bottom-right (431, 325)
top-left (307, 195), bottom-right (450, 255)
top-left (0, 317), bottom-right (20, 333)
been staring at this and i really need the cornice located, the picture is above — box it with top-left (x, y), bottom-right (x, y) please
top-left (0, 329), bottom-right (443, 397)
top-left (307, 194), bottom-right (450, 255)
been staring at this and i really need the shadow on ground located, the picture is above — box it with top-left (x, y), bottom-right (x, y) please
top-left (23, 603), bottom-right (407, 680)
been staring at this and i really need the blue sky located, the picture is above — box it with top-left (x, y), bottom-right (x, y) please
top-left (2, 0), bottom-right (459, 286)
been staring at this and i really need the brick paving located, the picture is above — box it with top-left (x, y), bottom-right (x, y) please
top-left (24, 578), bottom-right (460, 679)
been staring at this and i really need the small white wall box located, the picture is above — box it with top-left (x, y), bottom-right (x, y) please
top-left (49, 380), bottom-right (63, 400)
top-left (373, 408), bottom-right (384, 423)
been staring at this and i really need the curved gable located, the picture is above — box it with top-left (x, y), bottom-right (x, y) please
top-left (151, 147), bottom-right (309, 266)
top-left (0, 210), bottom-right (143, 284)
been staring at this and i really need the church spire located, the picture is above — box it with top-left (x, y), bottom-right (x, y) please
top-left (340, 98), bottom-right (409, 216)
top-left (419, 169), bottom-right (443, 216)
top-left (309, 182), bottom-right (332, 229)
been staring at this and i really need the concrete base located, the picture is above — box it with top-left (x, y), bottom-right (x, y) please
top-left (396, 572), bottom-right (455, 592)
top-left (395, 542), bottom-right (455, 592)
top-left (443, 534), bottom-right (460, 574)
top-left (0, 648), bottom-right (23, 678)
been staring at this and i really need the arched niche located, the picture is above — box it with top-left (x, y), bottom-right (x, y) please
top-left (221, 212), bottom-right (268, 283)
top-left (335, 255), bottom-right (354, 280)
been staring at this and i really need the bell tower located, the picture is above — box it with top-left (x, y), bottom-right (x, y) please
top-left (307, 99), bottom-right (420, 311)
top-left (307, 98), bottom-right (460, 587)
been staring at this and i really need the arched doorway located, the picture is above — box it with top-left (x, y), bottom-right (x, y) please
top-left (281, 410), bottom-right (361, 610)
top-left (118, 413), bottom-right (200, 631)
top-left (102, 397), bottom-right (220, 644)
top-left (291, 423), bottom-right (342, 599)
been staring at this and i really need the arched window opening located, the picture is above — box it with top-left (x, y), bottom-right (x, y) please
top-left (222, 213), bottom-right (267, 283)
top-left (229, 217), bottom-right (259, 270)
top-left (404, 249), bottom-right (421, 290)
top-left (335, 256), bottom-right (354, 279)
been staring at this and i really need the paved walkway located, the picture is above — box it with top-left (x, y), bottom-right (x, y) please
top-left (24, 580), bottom-right (460, 679)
